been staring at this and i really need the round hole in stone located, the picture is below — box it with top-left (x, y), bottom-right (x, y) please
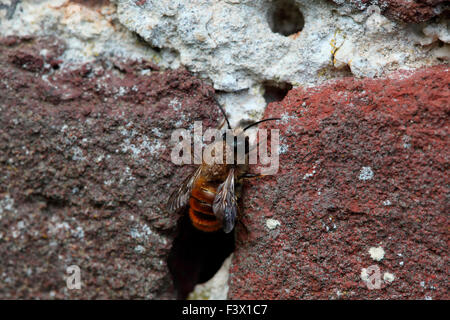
top-left (267, 0), bottom-right (304, 37)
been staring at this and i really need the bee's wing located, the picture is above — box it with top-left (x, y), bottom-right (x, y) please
top-left (168, 166), bottom-right (202, 213)
top-left (213, 168), bottom-right (237, 233)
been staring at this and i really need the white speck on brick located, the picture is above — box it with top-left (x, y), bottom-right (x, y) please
top-left (368, 246), bottom-right (385, 261)
top-left (266, 218), bottom-right (281, 230)
top-left (121, 166), bottom-right (136, 182)
top-left (383, 272), bottom-right (395, 283)
top-left (279, 143), bottom-right (289, 154)
top-left (104, 179), bottom-right (114, 186)
top-left (130, 223), bottom-right (153, 242)
top-left (359, 166), bottom-right (374, 181)
top-left (280, 113), bottom-right (296, 125)
top-left (71, 146), bottom-right (86, 161)
top-left (402, 135), bottom-right (411, 149)
top-left (95, 154), bottom-right (104, 163)
top-left (116, 86), bottom-right (128, 97)
top-left (152, 128), bottom-right (163, 138)
top-left (134, 245), bottom-right (145, 253)
top-left (121, 135), bottom-right (165, 159)
top-left (17, 221), bottom-right (25, 229)
top-left (142, 136), bottom-right (165, 155)
top-left (72, 226), bottom-right (85, 239)
top-left (383, 199), bottom-right (392, 206)
top-left (48, 221), bottom-right (71, 237)
top-left (303, 164), bottom-right (317, 180)
top-left (120, 128), bottom-right (130, 136)
top-left (0, 194), bottom-right (16, 219)
top-left (168, 98), bottom-right (182, 111)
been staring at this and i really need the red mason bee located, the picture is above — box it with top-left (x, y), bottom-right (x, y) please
top-left (168, 101), bottom-right (279, 233)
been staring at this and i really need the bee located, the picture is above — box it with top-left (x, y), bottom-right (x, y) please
top-left (167, 102), bottom-right (280, 234)
top-left (167, 100), bottom-right (279, 298)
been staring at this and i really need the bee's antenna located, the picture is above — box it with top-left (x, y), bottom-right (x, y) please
top-left (214, 97), bottom-right (232, 130)
top-left (243, 118), bottom-right (281, 131)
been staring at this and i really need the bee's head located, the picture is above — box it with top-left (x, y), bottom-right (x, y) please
top-left (222, 119), bottom-right (281, 154)
top-left (215, 96), bottom-right (280, 162)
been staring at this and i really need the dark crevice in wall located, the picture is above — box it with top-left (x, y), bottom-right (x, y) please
top-left (167, 213), bottom-right (235, 299)
top-left (263, 81), bottom-right (293, 104)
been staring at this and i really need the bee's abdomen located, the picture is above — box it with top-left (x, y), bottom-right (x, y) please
top-left (189, 182), bottom-right (221, 232)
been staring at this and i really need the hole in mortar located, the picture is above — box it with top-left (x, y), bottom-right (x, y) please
top-left (168, 213), bottom-right (235, 299)
top-left (267, 0), bottom-right (305, 37)
top-left (263, 81), bottom-right (293, 104)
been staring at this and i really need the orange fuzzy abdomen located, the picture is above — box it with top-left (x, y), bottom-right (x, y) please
top-left (189, 178), bottom-right (221, 232)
